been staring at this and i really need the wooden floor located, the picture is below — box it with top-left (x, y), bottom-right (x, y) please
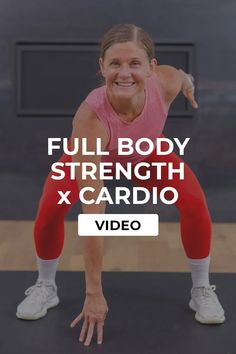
top-left (0, 221), bottom-right (236, 272)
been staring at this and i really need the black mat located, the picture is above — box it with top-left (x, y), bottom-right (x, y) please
top-left (1, 271), bottom-right (236, 354)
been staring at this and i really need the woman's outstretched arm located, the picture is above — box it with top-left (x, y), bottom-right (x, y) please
top-left (155, 64), bottom-right (198, 110)
top-left (70, 102), bottom-right (109, 346)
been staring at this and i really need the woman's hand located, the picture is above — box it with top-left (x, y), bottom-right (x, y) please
top-left (70, 292), bottom-right (109, 346)
top-left (179, 69), bottom-right (198, 109)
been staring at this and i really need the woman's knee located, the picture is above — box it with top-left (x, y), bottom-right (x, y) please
top-left (34, 200), bottom-right (66, 234)
top-left (177, 192), bottom-right (210, 220)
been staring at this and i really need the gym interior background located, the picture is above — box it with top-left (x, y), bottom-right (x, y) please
top-left (1, 0), bottom-right (235, 269)
top-left (0, 1), bottom-right (236, 353)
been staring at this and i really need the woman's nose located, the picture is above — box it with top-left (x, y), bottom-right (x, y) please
top-left (117, 65), bottom-right (131, 78)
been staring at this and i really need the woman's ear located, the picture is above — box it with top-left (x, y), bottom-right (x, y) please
top-left (99, 58), bottom-right (105, 77)
top-left (150, 58), bottom-right (158, 71)
top-left (147, 58), bottom-right (158, 77)
top-left (152, 58), bottom-right (158, 66)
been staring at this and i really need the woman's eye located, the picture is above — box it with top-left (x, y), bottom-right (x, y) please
top-left (131, 61), bottom-right (141, 66)
top-left (110, 62), bottom-right (120, 67)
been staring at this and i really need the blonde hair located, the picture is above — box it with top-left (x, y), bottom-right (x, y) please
top-left (100, 24), bottom-right (155, 62)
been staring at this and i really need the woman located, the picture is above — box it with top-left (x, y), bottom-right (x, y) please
top-left (16, 24), bottom-right (225, 346)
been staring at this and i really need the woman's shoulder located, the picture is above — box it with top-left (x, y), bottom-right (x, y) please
top-left (85, 85), bottom-right (106, 107)
top-left (72, 100), bottom-right (108, 141)
top-left (154, 64), bottom-right (179, 77)
top-left (72, 101), bottom-right (99, 126)
top-left (153, 65), bottom-right (182, 106)
top-left (154, 65), bottom-right (181, 88)
top-left (73, 84), bottom-right (105, 121)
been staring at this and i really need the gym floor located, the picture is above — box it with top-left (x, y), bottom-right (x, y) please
top-left (1, 221), bottom-right (236, 354)
top-left (1, 221), bottom-right (235, 272)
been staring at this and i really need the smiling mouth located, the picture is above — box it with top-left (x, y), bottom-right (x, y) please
top-left (115, 82), bottom-right (135, 87)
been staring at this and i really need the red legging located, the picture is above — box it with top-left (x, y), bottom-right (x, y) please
top-left (34, 149), bottom-right (211, 260)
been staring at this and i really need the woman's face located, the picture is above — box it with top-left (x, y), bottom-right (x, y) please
top-left (99, 41), bottom-right (156, 100)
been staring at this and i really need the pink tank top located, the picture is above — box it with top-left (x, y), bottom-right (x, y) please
top-left (85, 73), bottom-right (168, 165)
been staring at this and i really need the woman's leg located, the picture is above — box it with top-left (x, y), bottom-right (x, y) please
top-left (16, 153), bottom-right (79, 320)
top-left (34, 153), bottom-right (79, 260)
top-left (131, 147), bottom-right (225, 324)
top-left (132, 148), bottom-right (211, 260)
top-left (33, 152), bottom-right (79, 284)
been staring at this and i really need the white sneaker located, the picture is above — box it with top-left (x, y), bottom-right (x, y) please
top-left (16, 281), bottom-right (59, 320)
top-left (189, 285), bottom-right (225, 324)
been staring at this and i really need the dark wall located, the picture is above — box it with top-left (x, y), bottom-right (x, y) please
top-left (0, 0), bottom-right (235, 221)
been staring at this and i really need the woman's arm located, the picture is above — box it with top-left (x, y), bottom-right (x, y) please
top-left (155, 64), bottom-right (198, 110)
top-left (70, 102), bottom-right (109, 346)
top-left (72, 102), bottom-right (109, 292)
